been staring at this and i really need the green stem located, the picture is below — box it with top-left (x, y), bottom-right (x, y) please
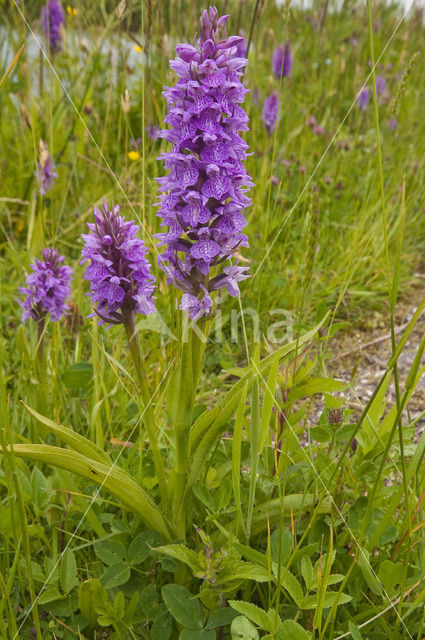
top-left (366, 3), bottom-right (412, 628)
top-left (123, 312), bottom-right (167, 509)
top-left (172, 332), bottom-right (193, 540)
top-left (172, 319), bottom-right (210, 540)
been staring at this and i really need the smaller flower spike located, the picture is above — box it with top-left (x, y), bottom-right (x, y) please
top-left (36, 140), bottom-right (58, 195)
top-left (357, 87), bottom-right (369, 110)
top-left (81, 201), bottom-right (156, 325)
top-left (19, 249), bottom-right (72, 323)
top-left (262, 91), bottom-right (280, 135)
top-left (272, 41), bottom-right (292, 79)
top-left (42, 1), bottom-right (65, 52)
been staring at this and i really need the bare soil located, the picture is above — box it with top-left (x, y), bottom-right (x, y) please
top-left (323, 284), bottom-right (425, 439)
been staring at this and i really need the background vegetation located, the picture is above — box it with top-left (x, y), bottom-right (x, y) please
top-left (1, 0), bottom-right (425, 638)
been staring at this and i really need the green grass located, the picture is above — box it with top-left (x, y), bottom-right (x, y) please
top-left (1, 0), bottom-right (425, 638)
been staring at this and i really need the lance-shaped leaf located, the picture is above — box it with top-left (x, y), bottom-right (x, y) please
top-left (187, 313), bottom-right (330, 491)
top-left (4, 444), bottom-right (172, 541)
top-left (21, 402), bottom-right (111, 465)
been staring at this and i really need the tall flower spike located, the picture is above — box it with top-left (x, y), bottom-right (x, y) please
top-left (272, 41), bottom-right (292, 79)
top-left (36, 140), bottom-right (58, 195)
top-left (262, 91), bottom-right (280, 135)
top-left (81, 201), bottom-right (156, 325)
top-left (42, 1), bottom-right (65, 52)
top-left (155, 5), bottom-right (252, 320)
top-left (357, 87), bottom-right (369, 110)
top-left (19, 248), bottom-right (72, 323)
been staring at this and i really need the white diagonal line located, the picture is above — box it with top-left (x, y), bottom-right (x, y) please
top-left (252, 0), bottom-right (415, 281)
top-left (251, 357), bottom-right (414, 639)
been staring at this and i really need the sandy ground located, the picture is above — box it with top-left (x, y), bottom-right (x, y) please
top-left (321, 285), bottom-right (425, 439)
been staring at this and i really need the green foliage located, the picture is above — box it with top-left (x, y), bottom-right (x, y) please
top-left (1, 0), bottom-right (425, 638)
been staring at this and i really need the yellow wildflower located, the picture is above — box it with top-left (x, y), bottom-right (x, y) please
top-left (127, 151), bottom-right (140, 161)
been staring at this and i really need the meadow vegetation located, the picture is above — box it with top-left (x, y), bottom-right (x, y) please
top-left (1, 0), bottom-right (425, 638)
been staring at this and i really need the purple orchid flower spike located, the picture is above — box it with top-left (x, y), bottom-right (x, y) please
top-left (262, 91), bottom-right (280, 135)
top-left (42, 0), bottom-right (65, 52)
top-left (36, 140), bottom-right (58, 195)
top-left (19, 249), bottom-right (72, 323)
top-left (155, 5), bottom-right (253, 320)
top-left (81, 201), bottom-right (156, 325)
top-left (357, 87), bottom-right (369, 110)
top-left (272, 41), bottom-right (292, 79)
top-left (375, 74), bottom-right (386, 97)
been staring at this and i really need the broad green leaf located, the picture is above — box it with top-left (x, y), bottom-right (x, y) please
top-left (101, 563), bottom-right (130, 589)
top-left (60, 549), bottom-right (78, 595)
top-left (301, 556), bottom-right (314, 590)
top-left (228, 601), bottom-right (273, 632)
top-left (38, 588), bottom-right (63, 605)
top-left (231, 616), bottom-right (259, 640)
top-left (278, 620), bottom-right (311, 639)
top-left (151, 610), bottom-right (172, 640)
top-left (78, 579), bottom-right (105, 631)
top-left (94, 539), bottom-right (127, 566)
top-left (335, 423), bottom-right (357, 443)
top-left (112, 591), bottom-right (125, 621)
top-left (270, 528), bottom-right (292, 567)
top-left (62, 362), bottom-right (93, 389)
top-left (128, 530), bottom-right (162, 564)
top-left (193, 482), bottom-right (216, 512)
top-left (21, 402), bottom-right (111, 465)
top-left (6, 444), bottom-right (172, 540)
top-left (140, 584), bottom-right (159, 619)
top-left (162, 584), bottom-right (205, 630)
top-left (179, 630), bottom-right (216, 640)
top-left (378, 560), bottom-right (404, 594)
top-left (309, 426), bottom-right (333, 443)
top-left (348, 621), bottom-right (364, 640)
top-left (280, 571), bottom-right (304, 607)
top-left (155, 544), bottom-right (203, 573)
top-left (222, 563), bottom-right (269, 585)
top-left (289, 378), bottom-right (346, 402)
top-left (189, 405), bottom-right (221, 454)
top-left (31, 467), bottom-right (50, 510)
top-left (302, 592), bottom-right (352, 609)
top-left (206, 608), bottom-right (238, 629)
top-left (250, 495), bottom-right (332, 536)
top-left (357, 549), bottom-right (382, 596)
top-left (125, 591), bottom-right (139, 624)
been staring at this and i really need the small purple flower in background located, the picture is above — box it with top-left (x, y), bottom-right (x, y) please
top-left (19, 249), bottom-right (72, 323)
top-left (81, 201), bottom-right (156, 325)
top-left (387, 117), bottom-right (397, 130)
top-left (262, 91), bottom-right (280, 135)
top-left (36, 140), bottom-right (58, 195)
top-left (307, 115), bottom-right (324, 135)
top-left (42, 0), bottom-right (65, 52)
top-left (272, 41), bottom-right (292, 79)
top-left (375, 74), bottom-right (386, 97)
top-left (146, 123), bottom-right (159, 140)
top-left (357, 87), bottom-right (369, 110)
top-left (130, 137), bottom-right (142, 149)
top-left (156, 6), bottom-right (252, 320)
